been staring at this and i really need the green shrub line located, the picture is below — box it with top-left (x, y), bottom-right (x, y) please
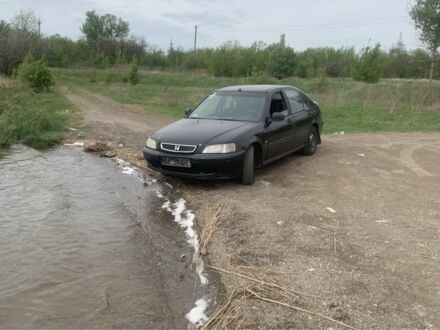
top-left (1, 10), bottom-right (439, 81)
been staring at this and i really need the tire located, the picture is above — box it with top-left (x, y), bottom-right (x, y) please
top-left (241, 145), bottom-right (254, 185)
top-left (302, 127), bottom-right (318, 156)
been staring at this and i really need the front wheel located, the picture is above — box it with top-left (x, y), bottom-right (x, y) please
top-left (302, 127), bottom-right (318, 156)
top-left (241, 145), bottom-right (254, 185)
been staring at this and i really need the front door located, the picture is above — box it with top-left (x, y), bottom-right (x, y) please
top-left (261, 91), bottom-right (294, 160)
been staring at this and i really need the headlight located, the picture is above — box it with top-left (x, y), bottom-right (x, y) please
top-left (146, 137), bottom-right (157, 149)
top-left (202, 143), bottom-right (236, 154)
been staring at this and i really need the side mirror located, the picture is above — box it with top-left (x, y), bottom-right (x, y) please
top-left (184, 108), bottom-right (192, 116)
top-left (264, 116), bottom-right (272, 127)
top-left (271, 112), bottom-right (285, 122)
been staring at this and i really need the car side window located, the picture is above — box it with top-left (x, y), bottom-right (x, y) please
top-left (285, 89), bottom-right (305, 114)
top-left (304, 99), bottom-right (313, 112)
top-left (270, 92), bottom-right (289, 118)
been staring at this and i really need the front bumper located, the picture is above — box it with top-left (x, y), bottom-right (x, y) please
top-left (143, 147), bottom-right (245, 179)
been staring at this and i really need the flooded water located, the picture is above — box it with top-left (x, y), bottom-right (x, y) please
top-left (0, 145), bottom-right (199, 329)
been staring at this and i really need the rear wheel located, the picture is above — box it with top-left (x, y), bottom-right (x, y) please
top-left (302, 127), bottom-right (318, 156)
top-left (241, 145), bottom-right (254, 185)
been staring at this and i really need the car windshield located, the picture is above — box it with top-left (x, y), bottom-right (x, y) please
top-left (188, 92), bottom-right (266, 122)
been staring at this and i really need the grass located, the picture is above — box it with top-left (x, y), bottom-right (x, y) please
top-left (0, 78), bottom-right (76, 149)
top-left (54, 68), bottom-right (440, 133)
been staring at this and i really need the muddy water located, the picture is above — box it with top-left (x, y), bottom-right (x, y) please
top-left (0, 145), bottom-right (196, 329)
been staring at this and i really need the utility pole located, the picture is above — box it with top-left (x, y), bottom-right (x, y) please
top-left (37, 18), bottom-right (41, 37)
top-left (193, 25), bottom-right (197, 51)
top-left (169, 38), bottom-right (174, 53)
top-left (397, 33), bottom-right (404, 52)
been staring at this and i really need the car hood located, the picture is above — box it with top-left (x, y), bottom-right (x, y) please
top-left (153, 118), bottom-right (256, 146)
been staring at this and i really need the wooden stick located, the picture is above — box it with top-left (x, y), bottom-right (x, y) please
top-left (246, 289), bottom-right (357, 330)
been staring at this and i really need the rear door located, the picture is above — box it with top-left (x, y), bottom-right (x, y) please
top-left (285, 89), bottom-right (310, 149)
top-left (261, 90), bottom-right (294, 160)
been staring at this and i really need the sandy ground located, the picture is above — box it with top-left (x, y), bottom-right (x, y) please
top-left (63, 87), bottom-right (440, 329)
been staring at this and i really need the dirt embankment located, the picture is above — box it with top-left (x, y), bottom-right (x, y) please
top-left (63, 87), bottom-right (440, 329)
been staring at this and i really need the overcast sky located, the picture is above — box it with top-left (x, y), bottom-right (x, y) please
top-left (0, 0), bottom-right (422, 51)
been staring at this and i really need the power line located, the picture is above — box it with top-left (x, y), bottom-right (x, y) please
top-left (200, 16), bottom-right (407, 32)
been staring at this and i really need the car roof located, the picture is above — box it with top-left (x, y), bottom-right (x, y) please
top-left (215, 85), bottom-right (300, 93)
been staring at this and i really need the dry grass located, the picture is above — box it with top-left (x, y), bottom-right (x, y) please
top-left (303, 78), bottom-right (440, 113)
top-left (205, 263), bottom-right (357, 329)
top-left (199, 201), bottom-right (225, 252)
top-left (0, 75), bottom-right (11, 90)
top-left (202, 288), bottom-right (251, 330)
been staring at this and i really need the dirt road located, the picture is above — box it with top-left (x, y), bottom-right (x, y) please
top-left (64, 88), bottom-right (440, 329)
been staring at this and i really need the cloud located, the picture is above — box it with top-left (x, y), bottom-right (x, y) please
top-left (0, 0), bottom-right (419, 50)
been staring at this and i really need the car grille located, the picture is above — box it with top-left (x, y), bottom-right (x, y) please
top-left (160, 142), bottom-right (197, 153)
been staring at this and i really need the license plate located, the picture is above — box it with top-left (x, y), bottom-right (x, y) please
top-left (161, 157), bottom-right (191, 168)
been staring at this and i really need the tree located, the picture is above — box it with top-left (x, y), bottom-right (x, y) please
top-left (410, 0), bottom-right (440, 83)
top-left (11, 9), bottom-right (38, 33)
top-left (266, 34), bottom-right (296, 79)
top-left (17, 55), bottom-right (54, 92)
top-left (385, 34), bottom-right (411, 78)
top-left (81, 11), bottom-right (129, 53)
top-left (0, 11), bottom-right (42, 75)
top-left (209, 41), bottom-right (239, 77)
top-left (351, 44), bottom-right (385, 83)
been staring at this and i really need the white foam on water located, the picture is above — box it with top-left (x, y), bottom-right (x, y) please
top-left (186, 297), bottom-right (209, 327)
top-left (115, 158), bottom-right (138, 176)
top-left (115, 158), bottom-right (128, 165)
top-left (196, 263), bottom-right (209, 285)
top-left (159, 196), bottom-right (210, 326)
top-left (161, 199), bottom-right (202, 255)
top-left (121, 167), bottom-right (136, 175)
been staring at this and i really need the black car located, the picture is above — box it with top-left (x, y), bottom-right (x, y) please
top-left (143, 85), bottom-right (323, 185)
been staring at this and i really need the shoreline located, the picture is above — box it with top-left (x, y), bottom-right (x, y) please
top-left (64, 141), bottom-right (220, 328)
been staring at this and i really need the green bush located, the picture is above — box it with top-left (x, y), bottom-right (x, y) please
top-left (17, 55), bottom-right (55, 92)
top-left (248, 68), bottom-right (276, 84)
top-left (266, 34), bottom-right (296, 79)
top-left (94, 52), bottom-right (110, 68)
top-left (351, 44), bottom-right (385, 83)
top-left (128, 58), bottom-right (139, 85)
top-left (0, 85), bottom-right (71, 148)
